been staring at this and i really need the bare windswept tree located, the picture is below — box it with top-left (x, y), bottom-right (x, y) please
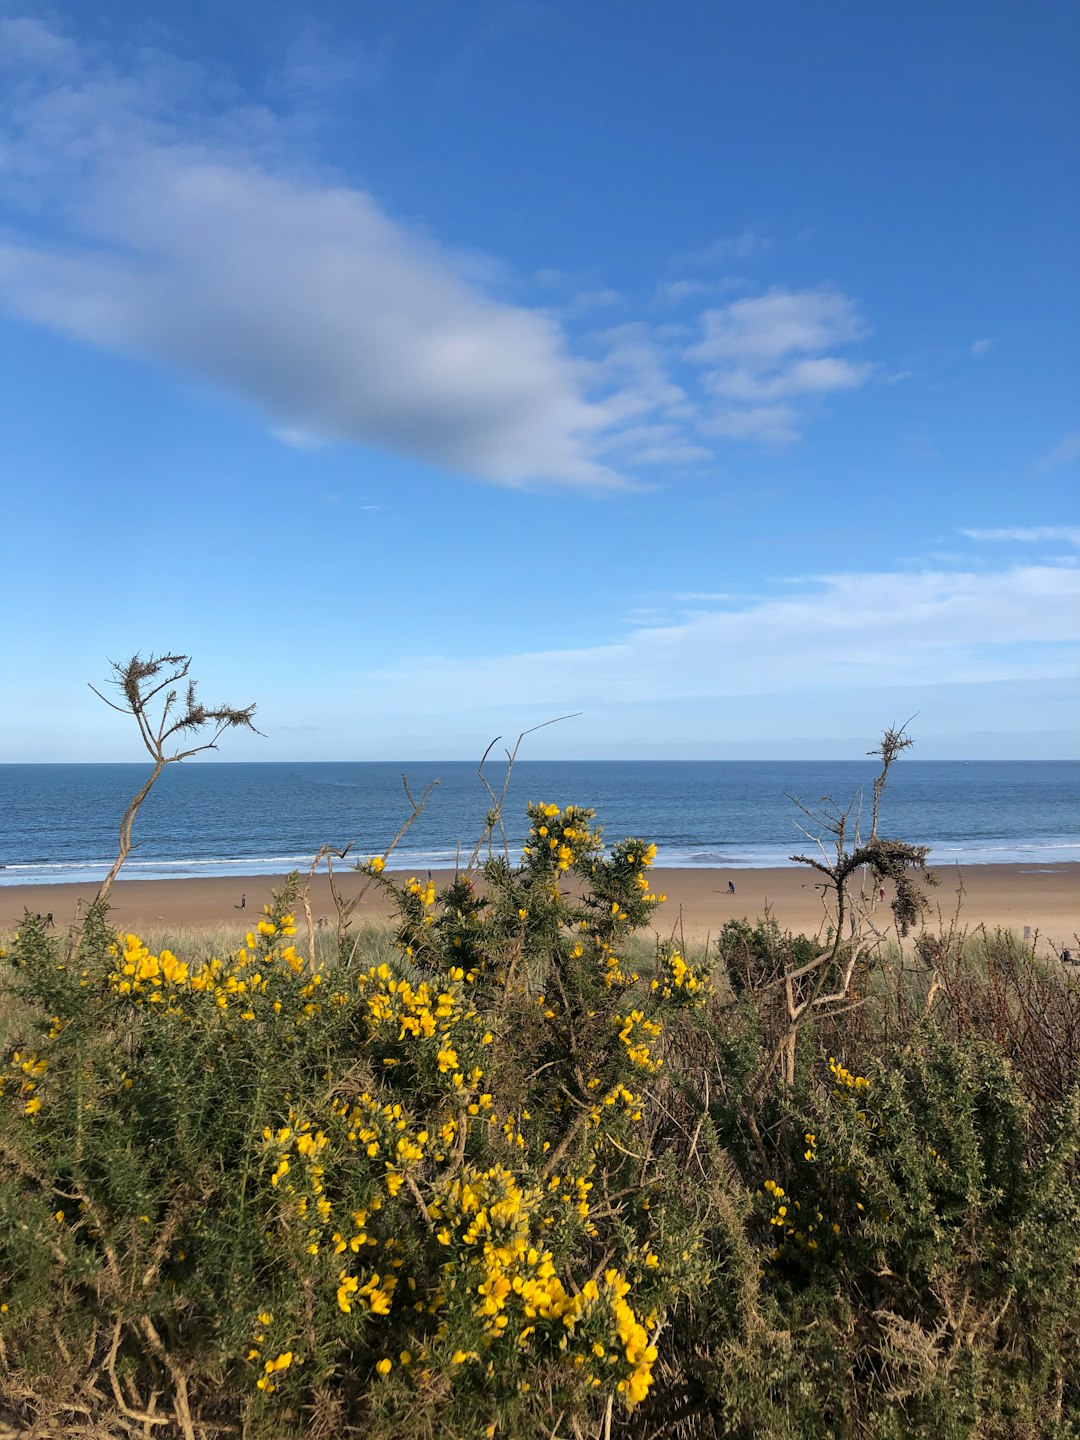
top-left (91, 652), bottom-right (259, 905)
top-left (790, 721), bottom-right (935, 942)
top-left (742, 723), bottom-right (937, 1116)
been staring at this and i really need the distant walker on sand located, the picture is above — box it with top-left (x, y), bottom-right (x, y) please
top-left (728, 880), bottom-right (736, 895)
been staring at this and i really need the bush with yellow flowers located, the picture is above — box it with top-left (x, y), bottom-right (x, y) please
top-left (2, 807), bottom-right (1078, 1440)
top-left (0, 807), bottom-right (714, 1439)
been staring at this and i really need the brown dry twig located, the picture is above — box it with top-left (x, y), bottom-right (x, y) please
top-left (90, 653), bottom-right (258, 908)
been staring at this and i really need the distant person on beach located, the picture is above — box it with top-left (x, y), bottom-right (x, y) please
top-left (728, 880), bottom-right (736, 895)
top-left (237, 893), bottom-right (246, 911)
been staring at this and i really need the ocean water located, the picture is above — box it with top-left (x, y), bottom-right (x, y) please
top-left (1, 761), bottom-right (1078, 887)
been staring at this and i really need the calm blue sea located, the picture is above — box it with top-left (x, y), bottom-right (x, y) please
top-left (1, 761), bottom-right (1078, 887)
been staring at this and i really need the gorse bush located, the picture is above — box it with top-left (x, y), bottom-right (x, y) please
top-left (0, 806), bottom-right (705, 1438)
top-left (1, 804), bottom-right (1078, 1439)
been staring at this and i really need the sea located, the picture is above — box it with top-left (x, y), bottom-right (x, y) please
top-left (0, 754), bottom-right (1077, 887)
top-left (1, 761), bottom-right (1078, 888)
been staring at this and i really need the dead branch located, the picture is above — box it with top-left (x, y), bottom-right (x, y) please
top-left (92, 653), bottom-right (258, 907)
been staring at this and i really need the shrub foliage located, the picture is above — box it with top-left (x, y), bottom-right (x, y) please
top-left (1, 803), bottom-right (1078, 1439)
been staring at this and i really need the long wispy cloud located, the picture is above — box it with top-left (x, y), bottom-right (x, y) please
top-left (355, 562), bottom-right (1080, 709)
top-left (962, 526), bottom-right (1080, 547)
top-left (0, 16), bottom-right (881, 486)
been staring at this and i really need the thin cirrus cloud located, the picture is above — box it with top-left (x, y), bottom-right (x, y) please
top-left (0, 16), bottom-right (880, 487)
top-left (962, 527), bottom-right (1080, 547)
top-left (1036, 432), bottom-right (1080, 472)
top-left (670, 228), bottom-right (774, 267)
top-left (356, 562), bottom-right (1080, 711)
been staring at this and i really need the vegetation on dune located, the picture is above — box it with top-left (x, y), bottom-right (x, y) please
top-left (0, 656), bottom-right (1077, 1439)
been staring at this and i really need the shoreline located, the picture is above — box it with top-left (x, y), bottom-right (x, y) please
top-left (2, 862), bottom-right (1077, 950)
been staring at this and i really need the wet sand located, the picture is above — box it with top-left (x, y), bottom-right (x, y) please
top-left (2, 862), bottom-right (1077, 951)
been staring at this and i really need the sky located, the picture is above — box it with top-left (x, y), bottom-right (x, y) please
top-left (1, 0), bottom-right (1077, 762)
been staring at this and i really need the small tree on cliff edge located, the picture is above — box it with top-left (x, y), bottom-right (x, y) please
top-left (90, 652), bottom-right (259, 906)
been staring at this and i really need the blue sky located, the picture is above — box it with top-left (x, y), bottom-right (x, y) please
top-left (1, 1), bottom-right (1077, 761)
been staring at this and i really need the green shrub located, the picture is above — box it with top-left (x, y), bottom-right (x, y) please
top-left (1, 805), bottom-right (1076, 1440)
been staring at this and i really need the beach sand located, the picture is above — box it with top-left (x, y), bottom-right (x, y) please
top-left (2, 862), bottom-right (1077, 952)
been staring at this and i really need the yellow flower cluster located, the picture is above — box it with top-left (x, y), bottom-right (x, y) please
top-left (428, 1166), bottom-right (657, 1408)
top-left (650, 948), bottom-right (710, 1006)
top-left (546, 1170), bottom-right (595, 1217)
top-left (262, 1106), bottom-right (417, 1295)
top-left (763, 1176), bottom-right (791, 1244)
top-left (615, 1011), bottom-right (663, 1071)
top-left (2, 1049), bottom-right (47, 1117)
top-left (828, 1056), bottom-right (870, 1092)
top-left (261, 1110), bottom-right (340, 1256)
top-left (594, 939), bottom-right (639, 990)
top-left (357, 963), bottom-right (490, 1091)
top-left (105, 920), bottom-right (319, 1021)
top-left (246, 1313), bottom-right (297, 1394)
top-left (579, 1083), bottom-right (643, 1132)
top-left (109, 934), bottom-right (191, 998)
top-left (407, 876), bottom-right (438, 909)
top-left (333, 1089), bottom-right (455, 1186)
top-left (337, 1268), bottom-right (397, 1316)
top-left (522, 803), bottom-right (601, 874)
top-left (256, 1349), bottom-right (293, 1393)
top-left (763, 1174), bottom-right (843, 1264)
top-left (623, 842), bottom-right (665, 904)
top-left (606, 1274), bottom-right (658, 1406)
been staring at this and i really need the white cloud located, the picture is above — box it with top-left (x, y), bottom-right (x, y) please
top-left (707, 356), bottom-right (873, 403)
top-left (651, 276), bottom-right (747, 307)
top-left (702, 405), bottom-right (800, 444)
top-left (962, 526), bottom-right (1080, 547)
top-left (0, 19), bottom-right (884, 484)
top-left (670, 592), bottom-right (736, 603)
top-left (0, 23), bottom-right (625, 490)
top-left (590, 323), bottom-right (690, 427)
top-left (685, 287), bottom-right (872, 444)
top-left (970, 337), bottom-right (995, 357)
top-left (561, 288), bottom-right (624, 315)
top-left (354, 563), bottom-right (1080, 710)
top-left (689, 286), bottom-right (868, 365)
top-left (274, 22), bottom-right (385, 105)
top-left (1037, 432), bottom-right (1080, 471)
top-left (1, 161), bottom-right (627, 488)
top-left (0, 14), bottom-right (79, 67)
top-left (672, 228), bottom-right (772, 267)
top-left (601, 423), bottom-right (713, 466)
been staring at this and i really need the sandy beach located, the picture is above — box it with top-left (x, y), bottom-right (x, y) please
top-left (2, 862), bottom-right (1077, 952)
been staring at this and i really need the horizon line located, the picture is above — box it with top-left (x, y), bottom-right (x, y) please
top-left (2, 756), bottom-right (1077, 767)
